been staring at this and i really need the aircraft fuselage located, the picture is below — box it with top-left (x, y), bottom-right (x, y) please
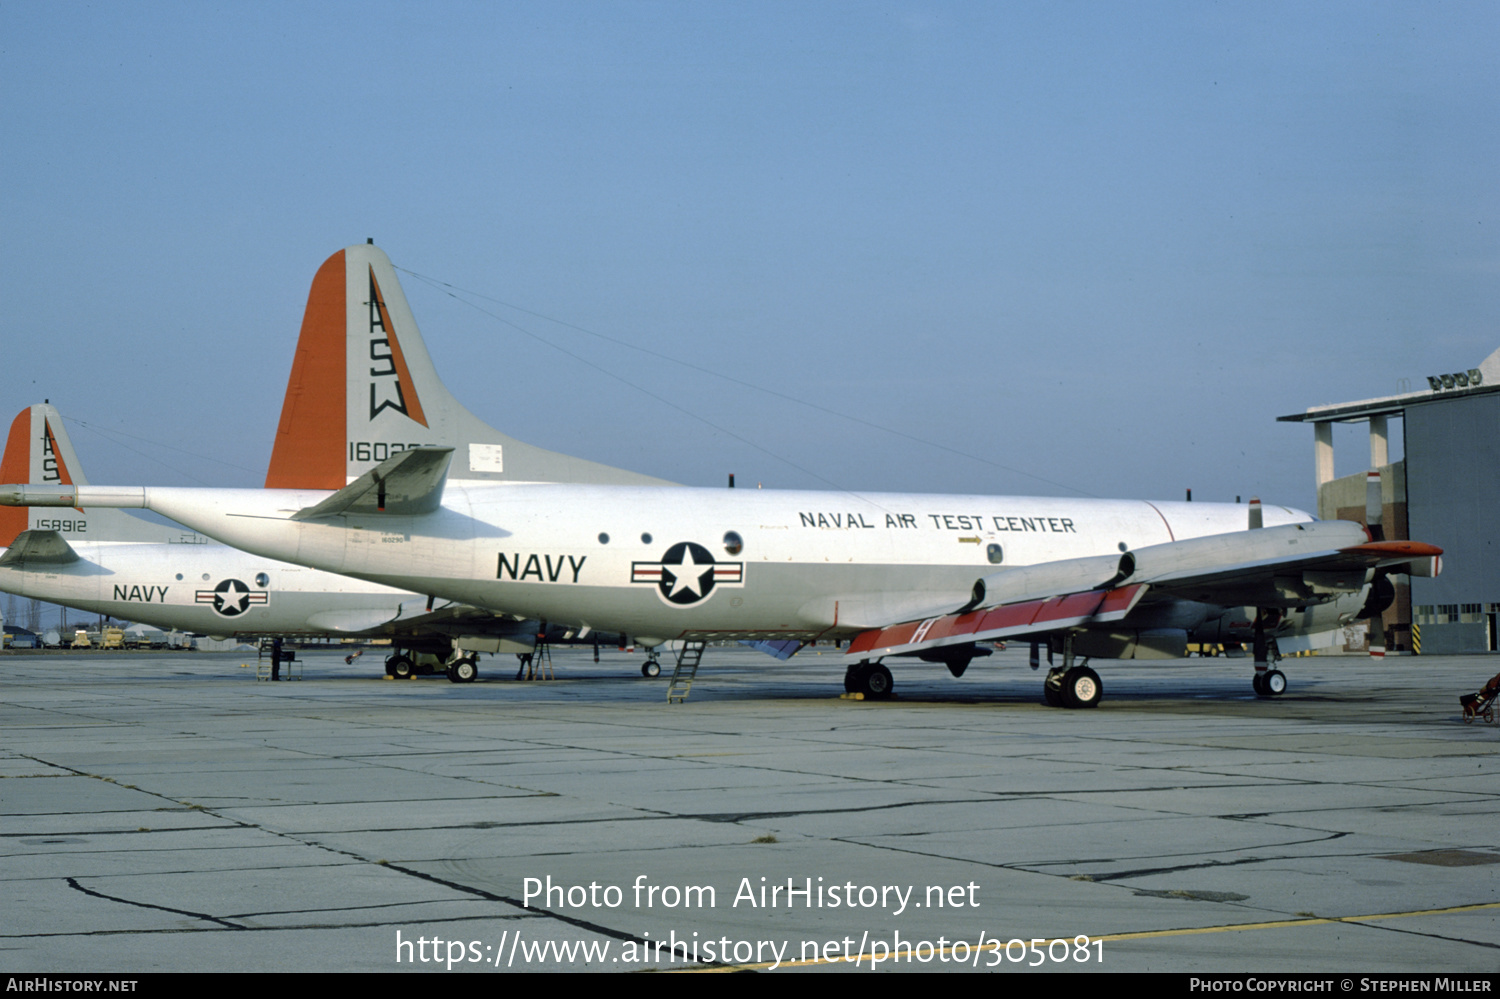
top-left (0, 539), bottom-right (417, 638)
top-left (132, 483), bottom-right (1312, 645)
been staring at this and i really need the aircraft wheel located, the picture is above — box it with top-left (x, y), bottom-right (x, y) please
top-left (1263, 669), bottom-right (1286, 696)
top-left (860, 663), bottom-right (894, 699)
top-left (642, 660), bottom-right (661, 678)
top-left (1062, 666), bottom-right (1101, 709)
top-left (1043, 669), bottom-right (1067, 707)
top-left (844, 663), bottom-right (867, 693)
top-left (384, 658), bottom-right (398, 677)
top-left (1252, 673), bottom-right (1267, 696)
top-left (389, 655), bottom-right (416, 679)
top-left (448, 658), bottom-right (478, 683)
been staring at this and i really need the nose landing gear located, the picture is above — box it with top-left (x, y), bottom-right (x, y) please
top-left (1252, 668), bottom-right (1286, 696)
top-left (1251, 610), bottom-right (1286, 697)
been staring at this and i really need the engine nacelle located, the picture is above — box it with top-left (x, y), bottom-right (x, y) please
top-left (972, 553), bottom-right (1123, 609)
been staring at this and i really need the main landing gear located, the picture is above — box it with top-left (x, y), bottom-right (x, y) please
top-left (1044, 664), bottom-right (1102, 709)
top-left (844, 660), bottom-right (894, 699)
top-left (446, 656), bottom-right (479, 683)
top-left (1040, 633), bottom-right (1101, 709)
top-left (382, 647), bottom-right (480, 683)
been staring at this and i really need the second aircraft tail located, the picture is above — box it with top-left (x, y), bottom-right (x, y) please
top-left (0, 404), bottom-right (204, 547)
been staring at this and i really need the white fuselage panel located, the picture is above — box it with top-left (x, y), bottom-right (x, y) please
top-left (138, 483), bottom-right (1310, 642)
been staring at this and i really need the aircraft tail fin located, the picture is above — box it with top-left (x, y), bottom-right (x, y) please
top-left (0, 404), bottom-right (201, 547)
top-left (265, 243), bottom-right (673, 489)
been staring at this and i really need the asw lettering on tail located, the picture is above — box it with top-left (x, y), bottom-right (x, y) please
top-left (367, 267), bottom-right (427, 426)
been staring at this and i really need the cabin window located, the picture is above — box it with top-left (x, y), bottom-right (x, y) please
top-left (986, 543), bottom-right (1003, 565)
top-left (723, 531), bottom-right (743, 556)
top-left (598, 533), bottom-right (610, 544)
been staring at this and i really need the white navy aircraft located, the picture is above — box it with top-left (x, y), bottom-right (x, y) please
top-left (1, 244), bottom-right (1442, 705)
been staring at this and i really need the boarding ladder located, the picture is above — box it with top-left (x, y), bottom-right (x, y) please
top-left (254, 639), bottom-right (301, 681)
top-left (666, 640), bottom-right (707, 704)
top-left (516, 636), bottom-right (555, 680)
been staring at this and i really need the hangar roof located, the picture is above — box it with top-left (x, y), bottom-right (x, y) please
top-left (1278, 346), bottom-right (1500, 424)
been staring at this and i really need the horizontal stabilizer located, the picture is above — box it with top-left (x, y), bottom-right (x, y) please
top-left (292, 447), bottom-right (454, 520)
top-left (0, 530), bottom-right (80, 567)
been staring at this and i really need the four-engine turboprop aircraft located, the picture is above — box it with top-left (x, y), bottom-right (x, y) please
top-left (0, 244), bottom-right (1443, 705)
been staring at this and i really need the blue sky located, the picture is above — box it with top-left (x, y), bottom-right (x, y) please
top-left (3, 2), bottom-right (1495, 509)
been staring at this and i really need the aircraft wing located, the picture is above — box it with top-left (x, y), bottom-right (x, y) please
top-left (846, 522), bottom-right (1442, 661)
top-left (1138, 538), bottom-right (1441, 605)
top-left (293, 595), bottom-right (514, 638)
top-left (302, 608), bottom-right (411, 633)
top-left (846, 584), bottom-right (1149, 659)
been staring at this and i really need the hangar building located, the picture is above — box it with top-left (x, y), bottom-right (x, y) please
top-left (1278, 347), bottom-right (1499, 655)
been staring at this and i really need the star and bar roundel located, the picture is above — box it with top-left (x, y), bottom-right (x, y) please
top-left (632, 542), bottom-right (744, 606)
top-left (195, 578), bottom-right (269, 618)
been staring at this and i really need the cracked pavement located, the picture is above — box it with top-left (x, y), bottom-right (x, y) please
top-left (2, 646), bottom-right (1496, 972)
